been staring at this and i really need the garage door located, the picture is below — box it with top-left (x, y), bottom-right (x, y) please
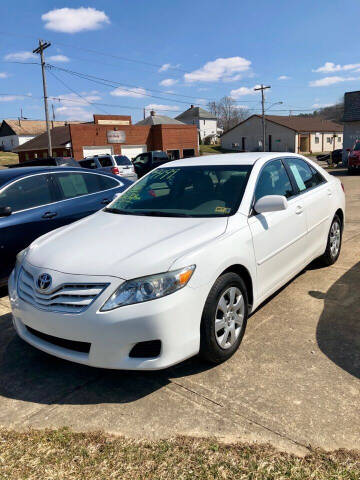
top-left (121, 145), bottom-right (147, 160)
top-left (83, 146), bottom-right (113, 157)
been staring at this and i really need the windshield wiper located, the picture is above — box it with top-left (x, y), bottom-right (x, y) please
top-left (104, 208), bottom-right (138, 215)
top-left (137, 211), bottom-right (192, 217)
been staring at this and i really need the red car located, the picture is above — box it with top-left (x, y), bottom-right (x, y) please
top-left (347, 142), bottom-right (360, 174)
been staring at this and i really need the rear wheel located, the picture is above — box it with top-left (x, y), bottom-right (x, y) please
top-left (318, 215), bottom-right (342, 266)
top-left (200, 273), bottom-right (248, 364)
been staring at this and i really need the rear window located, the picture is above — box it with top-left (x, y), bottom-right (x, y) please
top-left (98, 156), bottom-right (113, 167)
top-left (114, 155), bottom-right (131, 166)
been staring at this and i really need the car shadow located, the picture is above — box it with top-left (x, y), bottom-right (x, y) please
top-left (310, 262), bottom-right (360, 379)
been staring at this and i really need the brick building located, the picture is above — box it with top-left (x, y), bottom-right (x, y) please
top-left (13, 114), bottom-right (199, 162)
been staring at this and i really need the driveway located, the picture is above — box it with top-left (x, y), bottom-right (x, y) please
top-left (0, 168), bottom-right (358, 455)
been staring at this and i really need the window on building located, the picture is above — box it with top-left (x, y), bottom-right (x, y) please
top-left (167, 150), bottom-right (180, 160)
top-left (183, 149), bottom-right (195, 158)
top-left (337, 137), bottom-right (341, 143)
top-left (42, 152), bottom-right (47, 158)
top-left (314, 137), bottom-right (320, 144)
top-left (327, 137), bottom-right (332, 144)
top-left (0, 174), bottom-right (53, 212)
top-left (25, 153), bottom-right (29, 161)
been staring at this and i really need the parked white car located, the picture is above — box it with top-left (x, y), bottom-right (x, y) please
top-left (9, 153), bottom-right (345, 370)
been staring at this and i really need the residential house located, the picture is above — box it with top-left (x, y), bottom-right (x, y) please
top-left (0, 119), bottom-right (76, 152)
top-left (136, 110), bottom-right (185, 126)
top-left (220, 114), bottom-right (343, 153)
top-left (175, 105), bottom-right (219, 143)
top-left (342, 90), bottom-right (360, 163)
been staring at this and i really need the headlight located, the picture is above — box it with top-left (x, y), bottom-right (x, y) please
top-left (14, 247), bottom-right (29, 279)
top-left (100, 265), bottom-right (196, 311)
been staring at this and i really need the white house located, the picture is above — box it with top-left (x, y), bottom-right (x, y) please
top-left (221, 114), bottom-right (343, 153)
top-left (0, 119), bottom-right (76, 152)
top-left (175, 105), bottom-right (218, 143)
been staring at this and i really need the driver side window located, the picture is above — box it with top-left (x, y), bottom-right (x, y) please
top-left (255, 160), bottom-right (294, 202)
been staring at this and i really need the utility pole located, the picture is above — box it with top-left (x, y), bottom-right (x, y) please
top-left (254, 84), bottom-right (271, 151)
top-left (33, 40), bottom-right (52, 157)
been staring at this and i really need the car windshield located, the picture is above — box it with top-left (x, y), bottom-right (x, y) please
top-left (114, 155), bottom-right (132, 166)
top-left (105, 165), bottom-right (252, 217)
top-left (353, 142), bottom-right (360, 151)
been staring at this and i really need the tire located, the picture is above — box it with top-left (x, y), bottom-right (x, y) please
top-left (199, 273), bottom-right (248, 364)
top-left (318, 215), bottom-right (342, 266)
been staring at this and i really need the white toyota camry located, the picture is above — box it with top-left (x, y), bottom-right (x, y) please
top-left (9, 153), bottom-right (345, 370)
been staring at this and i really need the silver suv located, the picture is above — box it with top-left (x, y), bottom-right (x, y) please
top-left (79, 154), bottom-right (137, 181)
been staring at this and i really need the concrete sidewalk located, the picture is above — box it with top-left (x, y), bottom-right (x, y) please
top-left (0, 169), bottom-right (359, 455)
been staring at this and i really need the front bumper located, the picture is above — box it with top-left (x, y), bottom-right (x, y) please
top-left (8, 263), bottom-right (206, 370)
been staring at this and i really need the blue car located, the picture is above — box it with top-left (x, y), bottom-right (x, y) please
top-left (0, 166), bottom-right (132, 285)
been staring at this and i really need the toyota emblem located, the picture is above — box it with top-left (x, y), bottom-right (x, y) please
top-left (37, 273), bottom-right (52, 291)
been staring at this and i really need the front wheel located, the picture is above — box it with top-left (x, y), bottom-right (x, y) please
top-left (199, 273), bottom-right (248, 364)
top-left (318, 215), bottom-right (342, 266)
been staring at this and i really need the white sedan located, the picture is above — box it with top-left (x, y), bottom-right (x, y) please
top-left (8, 153), bottom-right (345, 369)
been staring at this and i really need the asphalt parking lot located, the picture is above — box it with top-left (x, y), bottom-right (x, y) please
top-left (0, 167), bottom-right (358, 455)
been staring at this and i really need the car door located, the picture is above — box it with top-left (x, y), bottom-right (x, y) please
top-left (0, 173), bottom-right (58, 279)
top-left (284, 157), bottom-right (330, 261)
top-left (51, 170), bottom-right (122, 228)
top-left (248, 159), bottom-right (308, 299)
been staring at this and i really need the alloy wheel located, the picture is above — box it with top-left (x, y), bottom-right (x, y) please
top-left (330, 221), bottom-right (341, 258)
top-left (214, 287), bottom-right (245, 349)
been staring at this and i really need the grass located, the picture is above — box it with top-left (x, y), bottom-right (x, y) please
top-left (200, 144), bottom-right (227, 155)
top-left (0, 151), bottom-right (19, 166)
top-left (0, 429), bottom-right (358, 479)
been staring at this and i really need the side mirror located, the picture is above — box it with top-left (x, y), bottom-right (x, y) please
top-left (254, 195), bottom-right (288, 214)
top-left (0, 206), bottom-right (12, 217)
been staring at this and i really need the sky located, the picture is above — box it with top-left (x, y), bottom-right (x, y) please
top-left (1, 0), bottom-right (360, 123)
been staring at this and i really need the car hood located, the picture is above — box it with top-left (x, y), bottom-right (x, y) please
top-left (27, 211), bottom-right (228, 279)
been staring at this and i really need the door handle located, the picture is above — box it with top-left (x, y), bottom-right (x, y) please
top-left (42, 211), bottom-right (57, 219)
top-left (101, 198), bottom-right (111, 205)
top-left (327, 188), bottom-right (333, 197)
top-left (295, 205), bottom-right (304, 215)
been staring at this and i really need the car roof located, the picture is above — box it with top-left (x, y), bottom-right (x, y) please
top-left (0, 166), bottom-right (117, 188)
top-left (165, 152), bottom-right (304, 167)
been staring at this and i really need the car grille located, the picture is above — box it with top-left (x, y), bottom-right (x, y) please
top-left (18, 268), bottom-right (108, 314)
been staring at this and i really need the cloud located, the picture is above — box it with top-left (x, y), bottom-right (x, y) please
top-left (158, 63), bottom-right (180, 72)
top-left (278, 75), bottom-right (290, 80)
top-left (0, 72), bottom-right (9, 78)
top-left (312, 102), bottom-right (334, 109)
top-left (4, 51), bottom-right (36, 61)
top-left (110, 86), bottom-right (147, 98)
top-left (159, 78), bottom-right (178, 87)
top-left (42, 7), bottom-right (110, 33)
top-left (230, 85), bottom-right (261, 98)
top-left (313, 61), bottom-right (360, 73)
top-left (184, 57), bottom-right (251, 83)
top-left (55, 106), bottom-right (93, 121)
top-left (0, 95), bottom-right (27, 102)
top-left (48, 55), bottom-right (70, 63)
top-left (145, 104), bottom-right (180, 112)
top-left (309, 76), bottom-right (359, 87)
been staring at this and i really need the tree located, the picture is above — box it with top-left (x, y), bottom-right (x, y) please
top-left (208, 96), bottom-right (249, 132)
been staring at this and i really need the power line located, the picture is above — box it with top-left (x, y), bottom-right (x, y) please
top-left (48, 69), bottom-right (110, 114)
